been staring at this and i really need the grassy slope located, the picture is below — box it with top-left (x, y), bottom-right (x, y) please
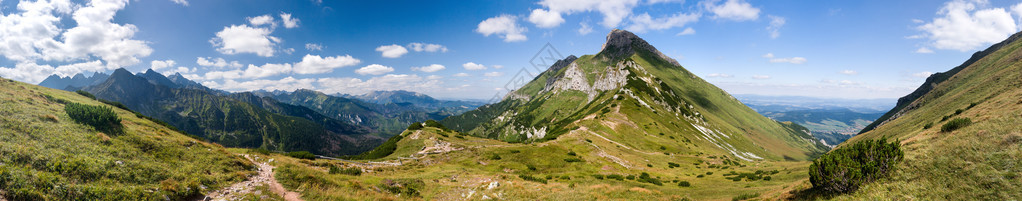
top-left (262, 127), bottom-right (813, 200)
top-left (0, 78), bottom-right (254, 200)
top-left (804, 32), bottom-right (1022, 200)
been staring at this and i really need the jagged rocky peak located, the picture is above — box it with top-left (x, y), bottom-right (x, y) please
top-left (598, 29), bottom-right (680, 66)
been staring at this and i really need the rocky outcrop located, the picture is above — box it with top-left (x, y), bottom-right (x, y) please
top-left (598, 29), bottom-right (680, 66)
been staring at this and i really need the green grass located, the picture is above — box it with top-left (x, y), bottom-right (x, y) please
top-left (0, 78), bottom-right (253, 200)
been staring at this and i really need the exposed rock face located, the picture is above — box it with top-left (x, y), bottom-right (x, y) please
top-left (544, 55), bottom-right (579, 88)
top-left (598, 29), bottom-right (680, 66)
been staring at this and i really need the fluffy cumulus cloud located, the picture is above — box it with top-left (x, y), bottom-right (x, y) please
top-left (626, 12), bottom-right (700, 33)
top-left (762, 53), bottom-right (807, 64)
top-left (355, 64), bottom-right (395, 75)
top-left (412, 64), bottom-right (446, 73)
top-left (203, 76), bottom-right (317, 92)
top-left (462, 62), bottom-right (487, 70)
top-left (702, 0), bottom-right (760, 21)
top-left (914, 0), bottom-right (1020, 52)
top-left (839, 70), bottom-right (859, 75)
top-left (453, 72), bottom-right (470, 77)
top-left (248, 15), bottom-right (275, 27)
top-left (528, 9), bottom-right (565, 28)
top-left (211, 24), bottom-right (280, 57)
top-left (317, 74), bottom-right (442, 95)
top-left (293, 54), bottom-right (361, 74)
top-left (0, 0), bottom-right (153, 83)
top-left (766, 15), bottom-right (786, 38)
top-left (476, 14), bottom-right (528, 42)
top-left (280, 13), bottom-right (299, 28)
top-left (151, 60), bottom-right (176, 71)
top-left (537, 0), bottom-right (639, 28)
top-left (199, 54), bottom-right (358, 80)
top-left (305, 43), bottom-right (324, 51)
top-left (407, 43), bottom-right (448, 52)
top-left (375, 44), bottom-right (409, 58)
top-left (197, 57), bottom-right (243, 69)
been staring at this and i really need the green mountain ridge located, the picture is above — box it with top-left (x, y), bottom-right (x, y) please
top-left (444, 29), bottom-right (828, 161)
top-left (83, 69), bottom-right (378, 156)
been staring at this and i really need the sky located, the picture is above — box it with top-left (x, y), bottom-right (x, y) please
top-left (1, 0), bottom-right (1021, 101)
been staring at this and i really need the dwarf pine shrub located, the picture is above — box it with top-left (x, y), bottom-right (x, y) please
top-left (808, 138), bottom-right (903, 193)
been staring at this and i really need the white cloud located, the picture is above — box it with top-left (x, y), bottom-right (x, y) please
top-left (762, 53), bottom-right (807, 64)
top-left (317, 74), bottom-right (441, 95)
top-left (412, 64), bottom-right (446, 73)
top-left (201, 63), bottom-right (291, 80)
top-left (706, 73), bottom-right (733, 78)
top-left (248, 15), bottom-right (275, 27)
top-left (538, 0), bottom-right (640, 27)
top-left (916, 0), bottom-right (1019, 51)
top-left (476, 14), bottom-right (528, 42)
top-left (171, 0), bottom-right (188, 6)
top-left (915, 47), bottom-right (935, 53)
top-left (305, 43), bottom-right (324, 51)
top-left (484, 72), bottom-right (504, 77)
top-left (528, 9), bottom-right (565, 28)
top-left (211, 24), bottom-right (279, 57)
top-left (462, 62), bottom-right (487, 70)
top-left (676, 27), bottom-right (696, 36)
top-left (578, 22), bottom-right (594, 35)
top-left (0, 0), bottom-right (153, 83)
top-left (293, 54), bottom-right (361, 74)
top-left (912, 71), bottom-right (934, 78)
top-left (197, 57), bottom-right (243, 69)
top-left (280, 13), bottom-right (299, 28)
top-left (151, 60), bottom-right (176, 71)
top-left (626, 12), bottom-right (700, 33)
top-left (204, 76), bottom-right (316, 92)
top-left (702, 0), bottom-right (760, 21)
top-left (752, 75), bottom-right (771, 79)
top-left (162, 67), bottom-right (196, 75)
top-left (453, 72), bottom-right (470, 77)
top-left (493, 65), bottom-right (504, 69)
top-left (407, 43), bottom-right (448, 52)
top-left (355, 64), bottom-right (394, 75)
top-left (427, 75), bottom-right (443, 80)
top-left (839, 70), bottom-right (858, 75)
top-left (376, 44), bottom-right (409, 58)
top-left (767, 15), bottom-right (785, 39)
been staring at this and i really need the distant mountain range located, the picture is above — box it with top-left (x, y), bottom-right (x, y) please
top-left (36, 69), bottom-right (481, 156)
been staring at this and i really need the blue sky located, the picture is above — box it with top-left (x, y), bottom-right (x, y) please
top-left (1, 0), bottom-right (1021, 100)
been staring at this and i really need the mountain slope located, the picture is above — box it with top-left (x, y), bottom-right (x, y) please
top-left (828, 32), bottom-right (1022, 199)
top-left (0, 77), bottom-right (253, 200)
top-left (83, 69), bottom-right (378, 156)
top-left (444, 29), bottom-right (828, 161)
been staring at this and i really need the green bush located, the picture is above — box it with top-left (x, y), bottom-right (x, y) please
top-left (65, 102), bottom-right (122, 134)
top-left (286, 151), bottom-right (317, 160)
top-left (423, 120), bottom-right (448, 131)
top-left (567, 151), bottom-right (577, 156)
top-left (732, 193), bottom-right (759, 201)
top-left (563, 158), bottom-right (583, 163)
top-left (510, 150), bottom-right (521, 153)
top-left (637, 172), bottom-right (662, 186)
top-left (941, 118), bottom-right (972, 132)
top-left (593, 174), bottom-right (604, 180)
top-left (490, 153), bottom-right (502, 160)
top-left (923, 122), bottom-right (934, 129)
top-left (407, 122), bottom-right (423, 130)
top-left (76, 90), bottom-right (96, 99)
top-left (606, 174), bottom-right (624, 180)
top-left (809, 138), bottom-right (903, 193)
top-left (678, 181), bottom-right (691, 187)
top-left (329, 166), bottom-right (362, 176)
top-left (518, 174), bottom-right (547, 184)
top-left (527, 164), bottom-right (537, 171)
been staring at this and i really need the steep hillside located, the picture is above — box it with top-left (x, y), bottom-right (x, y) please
top-left (444, 29), bottom-right (828, 161)
top-left (818, 31), bottom-right (1022, 199)
top-left (0, 77), bottom-right (253, 200)
top-left (83, 69), bottom-right (378, 156)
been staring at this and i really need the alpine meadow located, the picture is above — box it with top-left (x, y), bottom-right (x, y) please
top-left (1, 0), bottom-right (1020, 200)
